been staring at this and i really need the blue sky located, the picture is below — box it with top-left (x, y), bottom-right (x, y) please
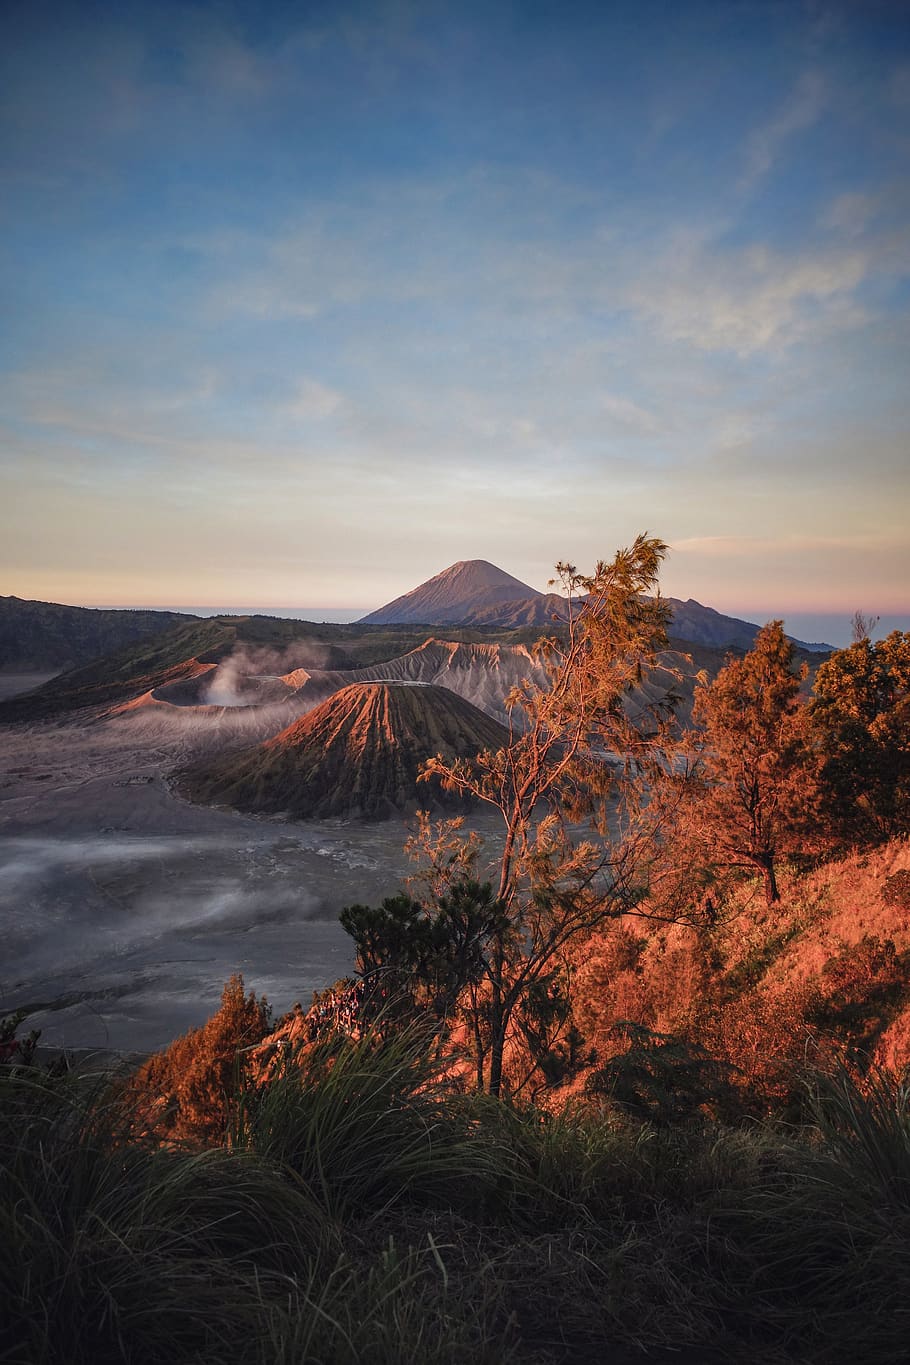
top-left (2, 0), bottom-right (908, 644)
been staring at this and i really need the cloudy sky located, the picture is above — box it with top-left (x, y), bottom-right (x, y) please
top-left (2, 0), bottom-right (908, 643)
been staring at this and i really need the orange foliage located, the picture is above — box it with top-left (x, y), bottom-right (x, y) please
top-left (568, 839), bottom-right (910, 1112)
top-left (124, 975), bottom-right (270, 1145)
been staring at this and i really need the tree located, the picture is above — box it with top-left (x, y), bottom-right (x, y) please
top-left (125, 975), bottom-right (271, 1144)
top-left (852, 610), bottom-right (879, 645)
top-left (811, 630), bottom-right (910, 844)
top-left (659, 621), bottom-right (817, 907)
top-left (419, 534), bottom-right (680, 1096)
top-left (340, 880), bottom-right (507, 1050)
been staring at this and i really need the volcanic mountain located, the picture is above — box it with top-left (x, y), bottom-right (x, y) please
top-left (358, 560), bottom-right (539, 626)
top-left (180, 681), bottom-right (509, 821)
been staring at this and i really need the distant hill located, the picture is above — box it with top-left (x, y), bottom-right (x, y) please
top-left (0, 615), bottom-right (357, 723)
top-left (180, 680), bottom-right (509, 820)
top-left (360, 561), bottom-right (833, 652)
top-left (0, 596), bottom-right (191, 672)
top-left (359, 560), bottom-right (538, 626)
top-left (665, 598), bottom-right (830, 653)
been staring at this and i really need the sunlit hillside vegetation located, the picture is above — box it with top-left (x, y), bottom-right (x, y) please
top-left (4, 1012), bottom-right (910, 1363)
top-left (4, 541), bottom-right (909, 1361)
top-left (570, 837), bottom-right (910, 1115)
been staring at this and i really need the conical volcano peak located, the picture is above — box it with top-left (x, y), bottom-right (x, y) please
top-left (180, 680), bottom-right (509, 821)
top-left (443, 558), bottom-right (524, 581)
top-left (359, 559), bottom-right (541, 626)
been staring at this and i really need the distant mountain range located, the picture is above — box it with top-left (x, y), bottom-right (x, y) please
top-left (358, 560), bottom-right (834, 652)
top-left (0, 563), bottom-right (833, 701)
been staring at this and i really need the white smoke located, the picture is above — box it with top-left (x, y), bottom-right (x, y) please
top-left (202, 657), bottom-right (249, 707)
top-left (201, 641), bottom-right (345, 708)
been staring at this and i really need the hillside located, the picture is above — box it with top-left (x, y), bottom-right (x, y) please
top-left (0, 616), bottom-right (357, 723)
top-left (666, 597), bottom-right (831, 652)
top-left (0, 596), bottom-right (190, 673)
top-left (569, 838), bottom-right (910, 1107)
top-left (180, 680), bottom-right (509, 820)
top-left (287, 638), bottom-right (552, 727)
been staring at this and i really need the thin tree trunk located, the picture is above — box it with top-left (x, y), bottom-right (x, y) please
top-left (470, 993), bottom-right (485, 1093)
top-left (759, 855), bottom-right (780, 904)
top-left (488, 980), bottom-right (505, 1097)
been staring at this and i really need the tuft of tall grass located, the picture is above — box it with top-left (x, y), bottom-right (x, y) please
top-left (235, 1020), bottom-right (509, 1221)
top-left (472, 1095), bottom-right (778, 1234)
top-left (705, 1064), bottom-right (910, 1364)
top-left (260, 1234), bottom-right (521, 1364)
top-left (0, 1066), bottom-right (330, 1364)
top-left (809, 1061), bottom-right (910, 1206)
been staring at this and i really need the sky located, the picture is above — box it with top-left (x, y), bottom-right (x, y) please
top-left (1, 0), bottom-right (908, 646)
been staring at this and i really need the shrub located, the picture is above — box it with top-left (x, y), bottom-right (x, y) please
top-left (883, 867), bottom-right (910, 913)
top-left (0, 1066), bottom-right (327, 1364)
top-left (124, 975), bottom-right (270, 1145)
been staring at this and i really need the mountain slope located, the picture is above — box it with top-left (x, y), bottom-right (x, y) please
top-left (359, 560), bottom-right (539, 625)
top-left (180, 681), bottom-right (509, 820)
top-left (665, 598), bottom-right (831, 652)
top-left (0, 596), bottom-right (191, 672)
top-left (0, 616), bottom-right (356, 723)
top-left (286, 638), bottom-right (551, 726)
top-left (454, 588), bottom-right (833, 653)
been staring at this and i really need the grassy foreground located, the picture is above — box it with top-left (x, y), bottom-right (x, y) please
top-left (2, 1026), bottom-right (909, 1364)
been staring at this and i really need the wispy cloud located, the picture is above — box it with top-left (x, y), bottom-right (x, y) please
top-left (740, 70), bottom-right (826, 192)
top-left (625, 235), bottom-right (869, 355)
top-left (674, 531), bottom-right (909, 558)
top-left (599, 392), bottom-right (661, 434)
top-left (285, 378), bottom-right (344, 421)
top-left (821, 191), bottom-right (878, 237)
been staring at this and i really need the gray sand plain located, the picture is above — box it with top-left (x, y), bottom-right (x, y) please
top-left (0, 688), bottom-right (502, 1054)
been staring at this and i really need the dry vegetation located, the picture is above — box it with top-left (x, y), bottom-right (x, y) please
top-left (570, 837), bottom-right (910, 1115)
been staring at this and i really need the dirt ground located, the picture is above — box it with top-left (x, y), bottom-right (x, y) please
top-left (0, 685), bottom-right (502, 1053)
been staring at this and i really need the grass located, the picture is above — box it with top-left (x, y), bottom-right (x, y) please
top-left (234, 1020), bottom-right (507, 1220)
top-left (0, 1066), bottom-right (328, 1364)
top-left (3, 1035), bottom-right (910, 1363)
